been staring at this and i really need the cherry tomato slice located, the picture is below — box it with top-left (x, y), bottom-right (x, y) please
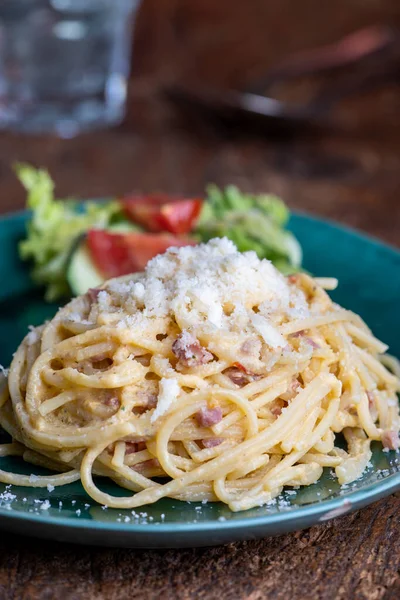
top-left (87, 230), bottom-right (195, 279)
top-left (122, 195), bottom-right (202, 235)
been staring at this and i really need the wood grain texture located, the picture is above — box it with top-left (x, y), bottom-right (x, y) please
top-left (0, 0), bottom-right (400, 598)
top-left (0, 495), bottom-right (399, 600)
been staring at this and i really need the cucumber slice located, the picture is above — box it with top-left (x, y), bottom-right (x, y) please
top-left (108, 222), bottom-right (140, 234)
top-left (67, 224), bottom-right (138, 297)
top-left (67, 241), bottom-right (104, 296)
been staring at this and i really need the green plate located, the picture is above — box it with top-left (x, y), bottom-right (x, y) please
top-left (0, 211), bottom-right (399, 548)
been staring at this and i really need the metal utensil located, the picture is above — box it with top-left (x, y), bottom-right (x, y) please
top-left (165, 25), bottom-right (400, 134)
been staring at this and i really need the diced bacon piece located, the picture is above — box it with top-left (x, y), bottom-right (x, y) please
top-left (146, 394), bottom-right (158, 409)
top-left (224, 363), bottom-right (262, 387)
top-left (382, 430), bottom-right (400, 451)
top-left (225, 368), bottom-right (251, 387)
top-left (87, 288), bottom-right (101, 302)
top-left (202, 438), bottom-right (224, 448)
top-left (125, 441), bottom-right (147, 454)
top-left (240, 339), bottom-right (261, 356)
top-left (137, 391), bottom-right (158, 409)
top-left (172, 330), bottom-right (213, 368)
top-left (271, 405), bottom-right (283, 416)
top-left (290, 379), bottom-right (300, 394)
top-left (304, 337), bottom-right (320, 349)
top-left (367, 390), bottom-right (375, 409)
top-left (196, 406), bottom-right (223, 427)
top-left (125, 442), bottom-right (139, 454)
top-left (133, 458), bottom-right (160, 472)
top-left (280, 379), bottom-right (300, 402)
top-left (289, 330), bottom-right (306, 338)
top-left (133, 392), bottom-right (158, 415)
top-left (366, 390), bottom-right (378, 420)
top-left (104, 394), bottom-right (120, 410)
top-left (289, 330), bottom-right (319, 348)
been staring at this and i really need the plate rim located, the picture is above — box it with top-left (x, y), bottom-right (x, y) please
top-left (0, 469), bottom-right (399, 535)
top-left (0, 208), bottom-right (399, 539)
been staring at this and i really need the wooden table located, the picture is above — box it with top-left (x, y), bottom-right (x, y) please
top-left (0, 1), bottom-right (399, 598)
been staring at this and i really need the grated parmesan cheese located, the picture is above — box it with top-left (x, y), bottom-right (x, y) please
top-left (0, 365), bottom-right (9, 378)
top-left (66, 313), bottom-right (92, 325)
top-left (97, 290), bottom-right (111, 311)
top-left (26, 326), bottom-right (39, 345)
top-left (100, 238), bottom-right (307, 339)
top-left (0, 490), bottom-right (16, 505)
top-left (151, 377), bottom-right (180, 423)
top-left (40, 499), bottom-right (51, 511)
top-left (251, 314), bottom-right (285, 348)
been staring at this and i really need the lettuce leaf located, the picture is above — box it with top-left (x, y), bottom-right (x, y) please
top-left (196, 185), bottom-right (302, 272)
top-left (17, 164), bottom-right (120, 301)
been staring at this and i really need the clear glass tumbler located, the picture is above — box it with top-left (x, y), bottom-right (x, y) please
top-left (0, 0), bottom-right (140, 136)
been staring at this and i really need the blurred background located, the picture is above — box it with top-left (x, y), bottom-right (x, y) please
top-left (0, 0), bottom-right (399, 244)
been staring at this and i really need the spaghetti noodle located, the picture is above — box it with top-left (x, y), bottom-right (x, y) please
top-left (0, 238), bottom-right (399, 511)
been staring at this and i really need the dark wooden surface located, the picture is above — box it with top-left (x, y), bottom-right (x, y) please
top-left (1, 1), bottom-right (400, 598)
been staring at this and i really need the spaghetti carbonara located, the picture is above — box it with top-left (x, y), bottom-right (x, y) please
top-left (0, 238), bottom-right (399, 511)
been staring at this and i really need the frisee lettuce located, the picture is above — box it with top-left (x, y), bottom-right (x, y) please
top-left (196, 184), bottom-right (302, 273)
top-left (17, 164), bottom-right (121, 301)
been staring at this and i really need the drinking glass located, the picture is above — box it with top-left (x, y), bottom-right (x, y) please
top-left (0, 0), bottom-right (140, 136)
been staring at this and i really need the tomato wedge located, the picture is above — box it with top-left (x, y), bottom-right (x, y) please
top-left (87, 230), bottom-right (195, 279)
top-left (121, 195), bottom-right (203, 235)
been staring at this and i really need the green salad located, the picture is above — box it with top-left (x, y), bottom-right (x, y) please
top-left (17, 164), bottom-right (302, 301)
